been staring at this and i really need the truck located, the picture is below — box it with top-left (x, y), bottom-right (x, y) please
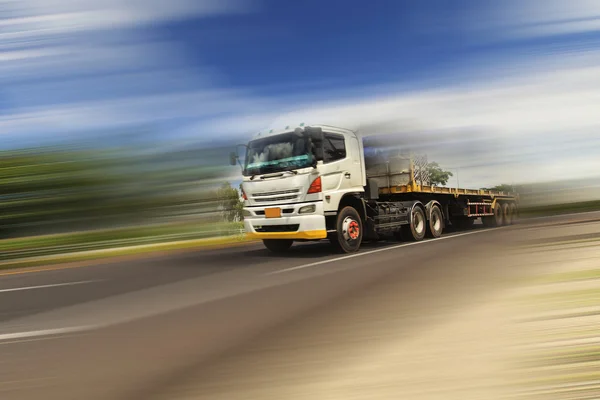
top-left (230, 122), bottom-right (518, 254)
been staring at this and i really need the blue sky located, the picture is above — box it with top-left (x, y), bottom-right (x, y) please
top-left (2, 0), bottom-right (600, 187)
top-left (167, 1), bottom-right (481, 91)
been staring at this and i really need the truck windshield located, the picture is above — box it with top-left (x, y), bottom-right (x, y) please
top-left (244, 133), bottom-right (313, 176)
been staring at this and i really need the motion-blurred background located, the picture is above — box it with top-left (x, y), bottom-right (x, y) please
top-left (2, 2), bottom-right (600, 400)
top-left (3, 0), bottom-right (600, 246)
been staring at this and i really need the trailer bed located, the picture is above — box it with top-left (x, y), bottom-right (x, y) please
top-left (379, 182), bottom-right (517, 199)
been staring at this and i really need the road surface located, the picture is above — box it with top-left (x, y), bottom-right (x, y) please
top-left (1, 213), bottom-right (597, 399)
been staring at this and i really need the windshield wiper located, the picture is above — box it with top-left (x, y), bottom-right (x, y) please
top-left (249, 166), bottom-right (299, 180)
top-left (260, 170), bottom-right (296, 179)
top-left (257, 170), bottom-right (299, 180)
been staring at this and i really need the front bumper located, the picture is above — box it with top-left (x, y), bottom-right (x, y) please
top-left (243, 201), bottom-right (327, 240)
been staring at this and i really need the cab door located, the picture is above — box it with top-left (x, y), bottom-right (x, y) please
top-left (319, 132), bottom-right (359, 210)
top-left (348, 137), bottom-right (364, 188)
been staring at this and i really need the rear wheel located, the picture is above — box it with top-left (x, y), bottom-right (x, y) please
top-left (493, 203), bottom-right (504, 227)
top-left (330, 206), bottom-right (363, 253)
top-left (510, 203), bottom-right (518, 224)
top-left (427, 205), bottom-right (444, 238)
top-left (503, 203), bottom-right (512, 226)
top-left (263, 239), bottom-right (293, 253)
top-left (402, 205), bottom-right (426, 241)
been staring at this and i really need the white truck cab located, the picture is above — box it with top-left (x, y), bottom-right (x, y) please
top-left (231, 123), bottom-right (367, 253)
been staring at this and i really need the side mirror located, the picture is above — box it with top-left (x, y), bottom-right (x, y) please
top-left (305, 127), bottom-right (323, 164)
top-left (229, 151), bottom-right (238, 166)
top-left (305, 126), bottom-right (323, 140)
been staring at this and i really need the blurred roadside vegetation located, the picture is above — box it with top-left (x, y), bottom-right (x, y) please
top-left (3, 141), bottom-right (599, 265)
top-left (0, 142), bottom-right (244, 255)
top-left (518, 200), bottom-right (600, 218)
top-left (482, 183), bottom-right (600, 217)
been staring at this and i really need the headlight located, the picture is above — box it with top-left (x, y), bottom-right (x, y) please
top-left (299, 204), bottom-right (316, 214)
top-left (243, 209), bottom-right (252, 217)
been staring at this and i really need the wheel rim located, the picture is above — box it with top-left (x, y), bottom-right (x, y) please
top-left (432, 211), bottom-right (441, 232)
top-left (342, 217), bottom-right (360, 241)
top-left (414, 209), bottom-right (425, 234)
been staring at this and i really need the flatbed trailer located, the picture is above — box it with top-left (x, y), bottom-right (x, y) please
top-left (232, 123), bottom-right (518, 254)
top-left (326, 156), bottom-right (518, 247)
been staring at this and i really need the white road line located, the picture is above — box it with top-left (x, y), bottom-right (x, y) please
top-left (0, 336), bottom-right (79, 346)
top-left (267, 228), bottom-right (498, 275)
top-left (0, 326), bottom-right (94, 342)
top-left (0, 280), bottom-right (101, 293)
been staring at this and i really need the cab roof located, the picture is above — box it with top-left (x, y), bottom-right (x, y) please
top-left (251, 122), bottom-right (359, 140)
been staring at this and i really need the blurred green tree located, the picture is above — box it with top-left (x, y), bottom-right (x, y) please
top-left (481, 184), bottom-right (517, 193)
top-left (216, 182), bottom-right (243, 222)
top-left (0, 145), bottom-right (235, 237)
top-left (427, 162), bottom-right (453, 186)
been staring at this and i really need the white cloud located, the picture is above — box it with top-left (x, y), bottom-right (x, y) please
top-left (262, 64), bottom-right (600, 139)
top-left (480, 0), bottom-right (600, 39)
top-left (0, 0), bottom-right (251, 36)
top-left (0, 88), bottom-right (276, 139)
top-left (513, 19), bottom-right (600, 38)
top-left (0, 48), bottom-right (67, 61)
top-left (191, 53), bottom-right (600, 187)
top-left (1, 0), bottom-right (598, 190)
top-left (0, 0), bottom-right (255, 112)
top-left (502, 0), bottom-right (600, 25)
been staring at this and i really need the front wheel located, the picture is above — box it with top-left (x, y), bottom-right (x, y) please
top-left (263, 239), bottom-right (293, 253)
top-left (330, 206), bottom-right (363, 253)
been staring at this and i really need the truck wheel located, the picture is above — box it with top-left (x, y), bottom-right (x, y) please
top-left (263, 239), bottom-right (293, 253)
top-left (330, 206), bottom-right (363, 253)
top-left (510, 203), bottom-right (518, 224)
top-left (426, 205), bottom-right (443, 238)
top-left (402, 205), bottom-right (426, 241)
top-left (503, 203), bottom-right (512, 226)
top-left (493, 203), bottom-right (504, 227)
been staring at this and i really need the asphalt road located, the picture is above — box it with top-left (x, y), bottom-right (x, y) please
top-left (0, 213), bottom-right (596, 399)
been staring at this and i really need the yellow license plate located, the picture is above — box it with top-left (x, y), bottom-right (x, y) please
top-left (265, 208), bottom-right (282, 218)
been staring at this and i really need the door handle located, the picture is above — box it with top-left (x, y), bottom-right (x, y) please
top-left (344, 172), bottom-right (351, 179)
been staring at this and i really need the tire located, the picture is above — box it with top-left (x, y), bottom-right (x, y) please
top-left (427, 205), bottom-right (444, 238)
top-left (493, 203), bottom-right (504, 227)
top-left (330, 206), bottom-right (363, 253)
top-left (401, 205), bottom-right (426, 241)
top-left (263, 239), bottom-right (293, 253)
top-left (510, 203), bottom-right (518, 224)
top-left (502, 203), bottom-right (512, 226)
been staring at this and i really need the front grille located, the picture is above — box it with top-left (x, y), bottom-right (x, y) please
top-left (254, 195), bottom-right (297, 203)
top-left (251, 188), bottom-right (301, 204)
top-left (254, 224), bottom-right (299, 233)
top-left (253, 189), bottom-right (299, 197)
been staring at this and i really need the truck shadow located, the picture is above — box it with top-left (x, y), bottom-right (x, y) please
top-left (258, 228), bottom-right (489, 259)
